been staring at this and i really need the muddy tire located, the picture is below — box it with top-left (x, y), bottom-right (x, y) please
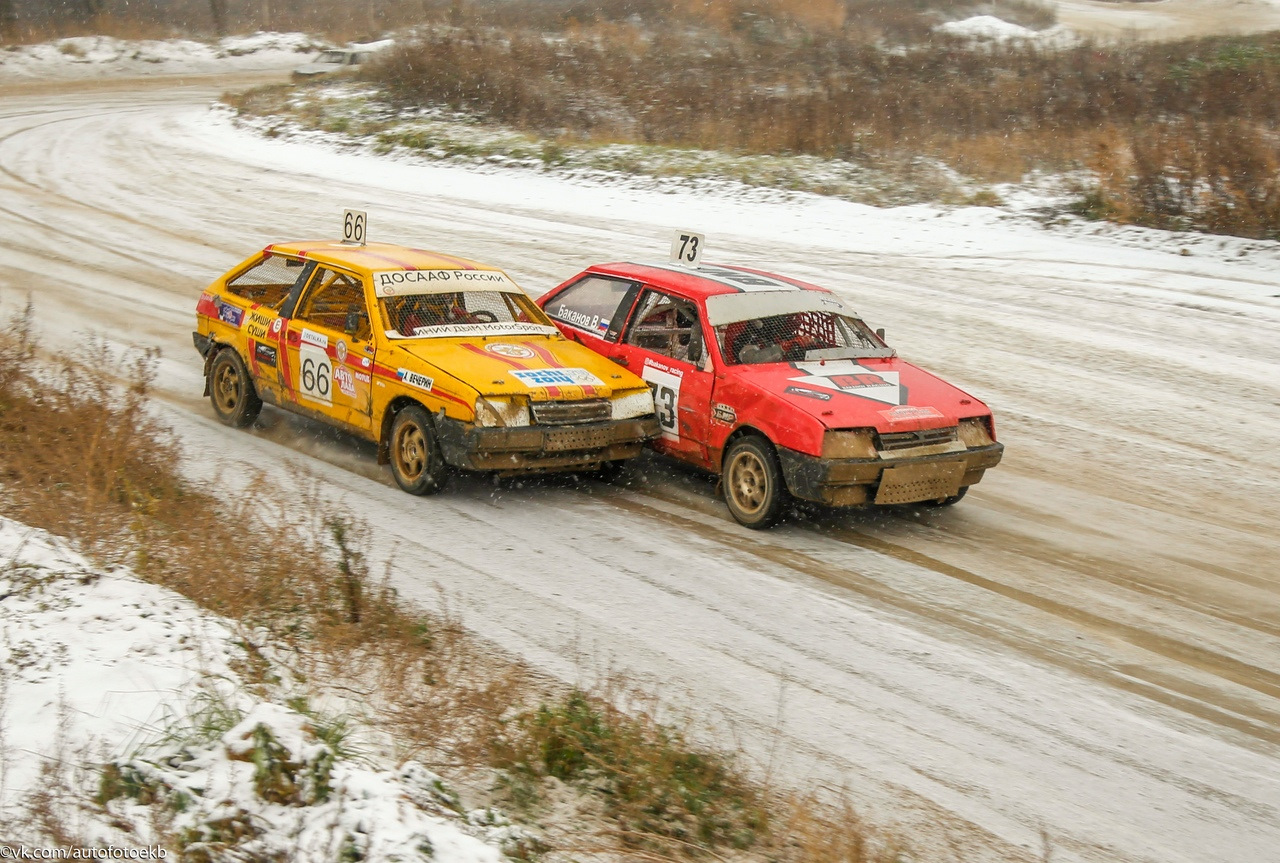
top-left (389, 404), bottom-right (448, 495)
top-left (919, 486), bottom-right (968, 507)
top-left (722, 435), bottom-right (788, 529)
top-left (208, 348), bottom-right (262, 428)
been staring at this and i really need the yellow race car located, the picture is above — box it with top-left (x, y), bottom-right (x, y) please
top-left (194, 237), bottom-right (659, 493)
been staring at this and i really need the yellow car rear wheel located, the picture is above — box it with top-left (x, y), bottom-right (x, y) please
top-left (390, 404), bottom-right (448, 495)
top-left (209, 348), bottom-right (262, 428)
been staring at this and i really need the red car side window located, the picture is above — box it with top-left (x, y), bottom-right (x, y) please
top-left (546, 275), bottom-right (638, 342)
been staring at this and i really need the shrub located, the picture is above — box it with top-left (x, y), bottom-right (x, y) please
top-left (361, 22), bottom-right (1280, 237)
top-left (495, 688), bottom-right (769, 853)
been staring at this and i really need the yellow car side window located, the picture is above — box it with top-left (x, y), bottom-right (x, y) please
top-left (225, 255), bottom-right (305, 309)
top-left (296, 268), bottom-right (370, 339)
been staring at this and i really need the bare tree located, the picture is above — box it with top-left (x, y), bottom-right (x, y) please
top-left (209, 0), bottom-right (227, 35)
top-left (0, 0), bottom-right (17, 44)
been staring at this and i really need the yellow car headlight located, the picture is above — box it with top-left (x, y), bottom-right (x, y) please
top-left (474, 397), bottom-right (530, 428)
top-left (958, 417), bottom-right (994, 448)
top-left (821, 429), bottom-right (877, 460)
top-left (610, 388), bottom-right (656, 421)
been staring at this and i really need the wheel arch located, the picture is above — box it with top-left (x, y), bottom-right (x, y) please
top-left (378, 395), bottom-right (432, 464)
top-left (719, 424), bottom-right (775, 473)
top-left (201, 339), bottom-right (237, 397)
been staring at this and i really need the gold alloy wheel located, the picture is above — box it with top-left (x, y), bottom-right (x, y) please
top-left (213, 361), bottom-right (242, 414)
top-left (727, 448), bottom-right (769, 515)
top-left (394, 421), bottom-right (427, 481)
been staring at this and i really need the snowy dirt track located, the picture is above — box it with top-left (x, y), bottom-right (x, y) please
top-left (2, 75), bottom-right (1279, 863)
top-left (1054, 0), bottom-right (1280, 41)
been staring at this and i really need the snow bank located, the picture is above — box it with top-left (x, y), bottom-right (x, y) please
top-left (0, 516), bottom-right (523, 861)
top-left (103, 704), bottom-right (516, 861)
top-left (0, 32), bottom-right (321, 81)
top-left (935, 15), bottom-right (1075, 45)
top-left (0, 517), bottom-right (242, 808)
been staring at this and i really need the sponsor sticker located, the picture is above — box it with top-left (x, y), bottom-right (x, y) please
top-left (510, 368), bottom-right (605, 388)
top-left (335, 340), bottom-right (348, 363)
top-left (395, 322), bottom-right (558, 339)
top-left (354, 371), bottom-right (372, 384)
top-left (879, 405), bottom-right (944, 422)
top-left (216, 299), bottom-right (245, 327)
top-left (246, 310), bottom-right (275, 340)
top-left (196, 292), bottom-right (219, 318)
top-left (301, 328), bottom-right (329, 349)
top-left (373, 269), bottom-right (520, 296)
top-left (712, 403), bottom-right (737, 424)
top-left (253, 341), bottom-right (278, 368)
top-left (485, 343), bottom-right (536, 359)
top-left (397, 368), bottom-right (434, 392)
top-left (269, 317), bottom-right (284, 336)
top-left (642, 357), bottom-right (684, 378)
top-left (788, 360), bottom-right (902, 405)
top-left (334, 365), bottom-right (357, 398)
top-left (360, 356), bottom-right (372, 368)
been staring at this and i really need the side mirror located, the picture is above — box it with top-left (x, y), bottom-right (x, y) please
top-left (875, 327), bottom-right (886, 341)
top-left (345, 309), bottom-right (364, 335)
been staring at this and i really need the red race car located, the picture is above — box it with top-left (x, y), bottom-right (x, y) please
top-left (536, 234), bottom-right (1004, 528)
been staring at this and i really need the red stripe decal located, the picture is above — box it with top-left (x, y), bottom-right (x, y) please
top-left (344, 248), bottom-right (421, 270)
top-left (408, 248), bottom-right (477, 270)
top-left (524, 342), bottom-right (564, 368)
top-left (277, 320), bottom-right (297, 403)
top-left (371, 364), bottom-right (471, 409)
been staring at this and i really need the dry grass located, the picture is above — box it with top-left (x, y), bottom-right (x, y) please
top-left (0, 308), bottom-right (912, 860)
top-left (490, 686), bottom-right (770, 854)
top-left (772, 798), bottom-right (906, 863)
top-left (359, 19), bottom-right (1280, 239)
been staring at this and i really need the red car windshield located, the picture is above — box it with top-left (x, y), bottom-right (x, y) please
top-left (714, 310), bottom-right (891, 365)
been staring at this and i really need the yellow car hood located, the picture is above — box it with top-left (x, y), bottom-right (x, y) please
top-left (391, 334), bottom-right (642, 400)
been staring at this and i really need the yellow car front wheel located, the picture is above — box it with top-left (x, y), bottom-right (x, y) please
top-left (390, 404), bottom-right (448, 495)
top-left (209, 348), bottom-right (262, 428)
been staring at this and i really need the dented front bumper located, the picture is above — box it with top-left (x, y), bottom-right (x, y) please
top-left (435, 414), bottom-right (661, 473)
top-left (777, 442), bottom-right (1005, 507)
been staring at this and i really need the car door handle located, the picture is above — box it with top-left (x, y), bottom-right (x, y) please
top-left (609, 355), bottom-right (629, 367)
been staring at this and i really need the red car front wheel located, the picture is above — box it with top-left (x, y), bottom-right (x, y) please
top-left (722, 435), bottom-right (789, 529)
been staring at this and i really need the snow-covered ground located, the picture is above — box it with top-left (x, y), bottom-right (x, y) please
top-left (0, 32), bottom-right (324, 81)
top-left (1053, 0), bottom-right (1280, 41)
top-left (0, 517), bottom-right (523, 861)
top-left (935, 15), bottom-right (1076, 44)
top-left (2, 19), bottom-right (1280, 863)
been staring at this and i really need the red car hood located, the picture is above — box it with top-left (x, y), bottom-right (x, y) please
top-left (728, 357), bottom-right (986, 432)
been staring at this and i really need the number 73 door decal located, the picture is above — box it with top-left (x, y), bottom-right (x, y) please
top-left (641, 359), bottom-right (683, 440)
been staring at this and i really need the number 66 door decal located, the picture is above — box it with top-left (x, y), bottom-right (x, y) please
top-left (641, 363), bottom-right (683, 441)
top-left (299, 343), bottom-right (333, 405)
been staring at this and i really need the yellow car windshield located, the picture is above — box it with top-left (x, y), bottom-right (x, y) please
top-left (381, 291), bottom-right (556, 339)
